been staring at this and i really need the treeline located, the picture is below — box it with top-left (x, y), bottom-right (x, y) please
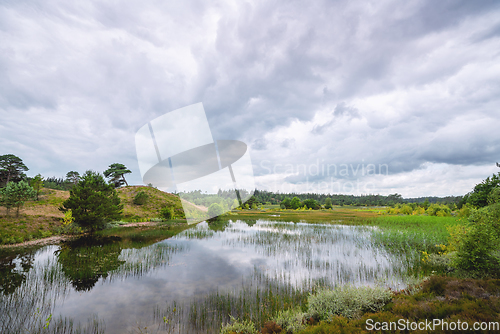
top-left (253, 190), bottom-right (463, 207)
top-left (403, 196), bottom-right (463, 207)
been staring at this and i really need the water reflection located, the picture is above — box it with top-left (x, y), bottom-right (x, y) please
top-left (0, 219), bottom-right (423, 334)
top-left (0, 248), bottom-right (36, 295)
top-left (56, 236), bottom-right (125, 292)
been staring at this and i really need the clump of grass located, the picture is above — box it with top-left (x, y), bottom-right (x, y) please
top-left (306, 285), bottom-right (393, 320)
top-left (368, 215), bottom-right (463, 261)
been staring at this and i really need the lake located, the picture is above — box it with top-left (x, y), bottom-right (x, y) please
top-left (0, 219), bottom-right (418, 333)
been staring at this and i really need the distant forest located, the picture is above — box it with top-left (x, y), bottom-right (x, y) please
top-left (251, 190), bottom-right (463, 207)
top-left (177, 189), bottom-right (463, 208)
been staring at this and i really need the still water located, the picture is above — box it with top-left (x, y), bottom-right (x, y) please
top-left (0, 220), bottom-right (415, 333)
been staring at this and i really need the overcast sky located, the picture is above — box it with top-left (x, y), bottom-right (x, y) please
top-left (1, 0), bottom-right (499, 197)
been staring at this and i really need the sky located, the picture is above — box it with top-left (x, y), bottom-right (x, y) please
top-left (1, 0), bottom-right (500, 198)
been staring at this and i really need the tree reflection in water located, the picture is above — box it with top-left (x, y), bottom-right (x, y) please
top-left (56, 236), bottom-right (125, 292)
top-left (0, 248), bottom-right (36, 295)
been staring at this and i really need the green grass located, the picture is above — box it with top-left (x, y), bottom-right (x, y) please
top-left (117, 186), bottom-right (186, 221)
top-left (366, 215), bottom-right (462, 255)
top-left (226, 208), bottom-right (378, 224)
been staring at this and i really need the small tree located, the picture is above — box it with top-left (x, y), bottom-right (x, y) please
top-left (0, 187), bottom-right (14, 215)
top-left (281, 197), bottom-right (291, 209)
top-left (60, 171), bottom-right (123, 232)
top-left (467, 173), bottom-right (500, 208)
top-left (30, 174), bottom-right (44, 201)
top-left (0, 154), bottom-right (29, 186)
top-left (1, 181), bottom-right (36, 217)
top-left (303, 199), bottom-right (320, 210)
top-left (65, 171), bottom-right (81, 185)
top-left (104, 163), bottom-right (131, 188)
top-left (290, 197), bottom-right (302, 210)
top-left (324, 197), bottom-right (332, 209)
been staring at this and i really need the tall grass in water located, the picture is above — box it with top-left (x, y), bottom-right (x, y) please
top-left (153, 269), bottom-right (333, 334)
top-left (0, 246), bottom-right (104, 334)
top-left (368, 215), bottom-right (462, 273)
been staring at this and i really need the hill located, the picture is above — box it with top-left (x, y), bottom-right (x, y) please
top-left (0, 186), bottom-right (190, 245)
top-left (116, 186), bottom-right (185, 221)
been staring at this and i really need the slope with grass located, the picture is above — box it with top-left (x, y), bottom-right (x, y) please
top-left (116, 186), bottom-right (185, 221)
top-left (0, 186), bottom-right (190, 245)
top-left (0, 188), bottom-right (68, 245)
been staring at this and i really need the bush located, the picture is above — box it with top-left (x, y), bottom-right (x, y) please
top-left (454, 204), bottom-right (500, 276)
top-left (160, 206), bottom-right (176, 220)
top-left (272, 308), bottom-right (306, 333)
top-left (457, 204), bottom-right (475, 218)
top-left (133, 191), bottom-right (149, 205)
top-left (208, 203), bottom-right (224, 218)
top-left (261, 321), bottom-right (283, 334)
top-left (426, 204), bottom-right (451, 216)
top-left (307, 285), bottom-right (393, 321)
top-left (220, 316), bottom-right (258, 334)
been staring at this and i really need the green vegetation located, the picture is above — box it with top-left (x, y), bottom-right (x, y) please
top-left (307, 286), bottom-right (393, 320)
top-left (132, 190), bottom-right (148, 205)
top-left (298, 277), bottom-right (500, 334)
top-left (368, 215), bottom-right (461, 250)
top-left (466, 172), bottom-right (500, 208)
top-left (60, 171), bottom-right (123, 232)
top-left (117, 186), bottom-right (186, 222)
top-left (0, 154), bottom-right (29, 187)
top-left (221, 317), bottom-right (259, 334)
top-left (103, 163), bottom-right (131, 188)
top-left (29, 174), bottom-right (44, 201)
top-left (324, 198), bottom-right (332, 209)
top-left (0, 184), bottom-right (186, 245)
top-left (0, 181), bottom-right (36, 217)
top-left (208, 203), bottom-right (224, 217)
top-left (65, 171), bottom-right (81, 185)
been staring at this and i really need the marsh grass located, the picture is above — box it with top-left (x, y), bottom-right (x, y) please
top-left (227, 208), bottom-right (377, 224)
top-left (367, 216), bottom-right (461, 257)
top-left (0, 246), bottom-right (104, 334)
top-left (155, 270), bottom-right (330, 333)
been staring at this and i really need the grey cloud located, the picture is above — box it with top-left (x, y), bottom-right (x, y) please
top-left (1, 0), bottom-right (500, 195)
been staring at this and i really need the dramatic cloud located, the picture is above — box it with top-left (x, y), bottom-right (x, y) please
top-left (1, 0), bottom-right (499, 197)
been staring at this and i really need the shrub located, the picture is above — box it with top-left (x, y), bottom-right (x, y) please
top-left (306, 285), bottom-right (393, 321)
top-left (399, 204), bottom-right (413, 215)
top-left (133, 191), bottom-right (149, 205)
top-left (426, 204), bottom-right (451, 217)
top-left (488, 187), bottom-right (500, 205)
top-left (272, 308), bottom-right (306, 333)
top-left (208, 203), bottom-right (224, 218)
top-left (446, 225), bottom-right (470, 253)
top-left (454, 204), bottom-right (500, 276)
top-left (422, 276), bottom-right (448, 296)
top-left (220, 316), bottom-right (258, 334)
top-left (160, 206), bottom-right (176, 220)
top-left (457, 204), bottom-right (475, 218)
top-left (261, 321), bottom-right (283, 334)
